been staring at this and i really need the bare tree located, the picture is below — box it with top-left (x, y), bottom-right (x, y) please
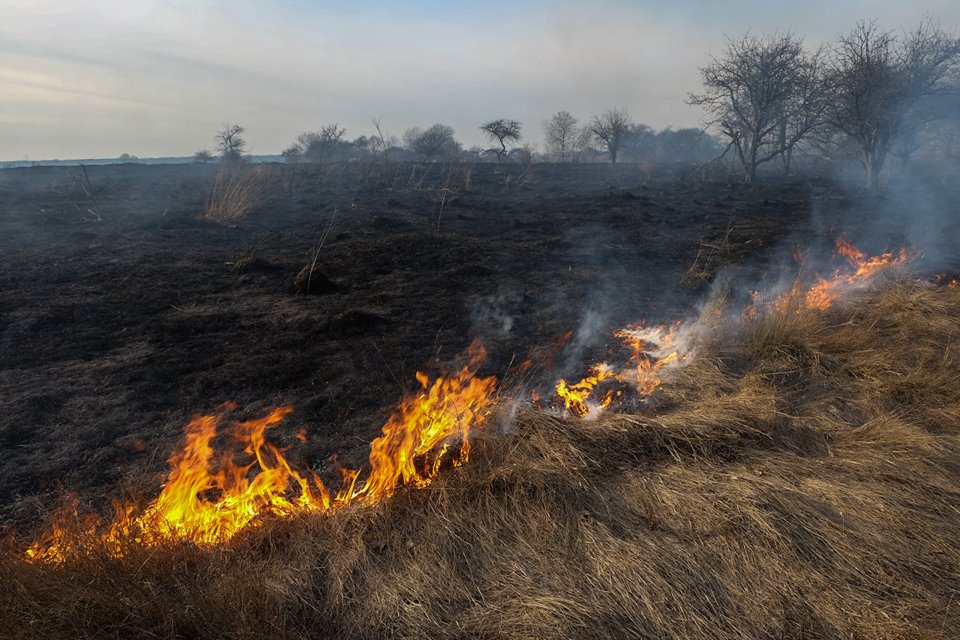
top-left (543, 111), bottom-right (578, 162)
top-left (285, 124), bottom-right (348, 163)
top-left (572, 125), bottom-right (596, 163)
top-left (480, 119), bottom-right (522, 161)
top-left (890, 20), bottom-right (960, 168)
top-left (214, 123), bottom-right (246, 163)
top-left (826, 20), bottom-right (960, 189)
top-left (404, 124), bottom-right (459, 160)
top-left (776, 47), bottom-right (829, 173)
top-left (590, 108), bottom-right (632, 166)
top-left (826, 23), bottom-right (906, 189)
top-left (689, 33), bottom-right (812, 183)
top-left (193, 149), bottom-right (213, 164)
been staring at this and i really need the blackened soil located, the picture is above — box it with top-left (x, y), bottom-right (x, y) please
top-left (0, 161), bottom-right (952, 526)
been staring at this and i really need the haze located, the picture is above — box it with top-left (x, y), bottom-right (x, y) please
top-left (2, 0), bottom-right (958, 161)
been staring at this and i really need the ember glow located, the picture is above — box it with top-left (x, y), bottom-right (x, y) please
top-left (26, 345), bottom-right (496, 563)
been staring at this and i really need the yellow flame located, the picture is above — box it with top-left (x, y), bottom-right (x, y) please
top-left (27, 346), bottom-right (496, 562)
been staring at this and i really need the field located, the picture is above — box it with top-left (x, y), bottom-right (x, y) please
top-left (1, 161), bottom-right (958, 638)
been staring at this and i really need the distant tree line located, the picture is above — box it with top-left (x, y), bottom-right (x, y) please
top-left (262, 114), bottom-right (724, 169)
top-left (190, 19), bottom-right (959, 191)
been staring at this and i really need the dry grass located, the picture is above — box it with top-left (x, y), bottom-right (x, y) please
top-left (2, 279), bottom-right (959, 639)
top-left (202, 164), bottom-right (273, 224)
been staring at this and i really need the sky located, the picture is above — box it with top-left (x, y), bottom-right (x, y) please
top-left (1, 0), bottom-right (959, 160)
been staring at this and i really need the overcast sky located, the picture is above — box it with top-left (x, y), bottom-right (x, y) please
top-left (1, 0), bottom-right (958, 160)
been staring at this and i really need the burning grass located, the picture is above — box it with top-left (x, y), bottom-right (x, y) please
top-left (3, 278), bottom-right (959, 639)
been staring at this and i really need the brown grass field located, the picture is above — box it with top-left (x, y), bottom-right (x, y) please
top-left (2, 276), bottom-right (958, 639)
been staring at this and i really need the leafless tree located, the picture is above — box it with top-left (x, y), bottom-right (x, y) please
top-left (214, 123), bottom-right (246, 163)
top-left (480, 119), bottom-right (522, 161)
top-left (285, 124), bottom-right (347, 163)
top-left (193, 149), bottom-right (213, 164)
top-left (776, 47), bottom-right (829, 173)
top-left (590, 108), bottom-right (632, 166)
top-left (572, 126), bottom-right (596, 162)
top-left (404, 124), bottom-right (459, 159)
top-left (689, 33), bottom-right (812, 183)
top-left (826, 20), bottom-right (960, 189)
top-left (826, 23), bottom-right (906, 189)
top-left (890, 20), bottom-right (960, 168)
top-left (543, 111), bottom-right (578, 162)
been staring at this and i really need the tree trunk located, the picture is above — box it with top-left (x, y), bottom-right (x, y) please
top-left (744, 141), bottom-right (758, 184)
top-left (864, 151), bottom-right (877, 191)
top-left (778, 120), bottom-right (788, 174)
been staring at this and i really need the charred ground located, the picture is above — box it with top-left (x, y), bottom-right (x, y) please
top-left (0, 161), bottom-right (953, 525)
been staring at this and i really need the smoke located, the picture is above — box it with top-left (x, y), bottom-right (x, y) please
top-left (470, 295), bottom-right (514, 338)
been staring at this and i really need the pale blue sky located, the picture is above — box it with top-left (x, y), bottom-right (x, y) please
top-left (1, 0), bottom-right (958, 160)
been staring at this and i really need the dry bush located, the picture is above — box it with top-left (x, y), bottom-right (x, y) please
top-left (681, 224), bottom-right (735, 288)
top-left (202, 164), bottom-right (273, 224)
top-left (2, 280), bottom-right (959, 639)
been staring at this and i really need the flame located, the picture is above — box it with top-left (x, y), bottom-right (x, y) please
top-left (775, 238), bottom-right (911, 312)
top-left (936, 274), bottom-right (959, 289)
top-left (615, 322), bottom-right (686, 397)
top-left (27, 346), bottom-right (496, 562)
top-left (343, 344), bottom-right (496, 501)
top-left (553, 322), bottom-right (688, 418)
top-left (555, 364), bottom-right (618, 418)
top-left (741, 289), bottom-right (762, 321)
top-left (22, 237), bottom-right (919, 561)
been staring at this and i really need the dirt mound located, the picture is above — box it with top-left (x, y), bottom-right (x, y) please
top-left (230, 256), bottom-right (278, 273)
top-left (291, 264), bottom-right (338, 295)
top-left (3, 279), bottom-right (959, 639)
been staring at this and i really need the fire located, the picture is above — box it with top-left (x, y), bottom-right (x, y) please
top-left (775, 238), bottom-right (911, 312)
top-left (552, 322), bottom-right (689, 418)
top-left (555, 364), bottom-right (618, 418)
top-left (552, 238), bottom-right (908, 418)
top-left (936, 274), bottom-right (959, 289)
top-left (741, 289), bottom-right (762, 321)
top-left (615, 322), bottom-right (686, 397)
top-left (26, 345), bottom-right (496, 562)
top-left (22, 237), bottom-right (919, 561)
top-left (343, 344), bottom-right (496, 500)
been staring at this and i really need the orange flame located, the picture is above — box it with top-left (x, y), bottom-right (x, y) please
top-left (936, 274), bottom-right (959, 289)
top-left (26, 346), bottom-right (496, 562)
top-left (555, 364), bottom-right (618, 418)
top-left (615, 322), bottom-right (686, 397)
top-left (553, 322), bottom-right (688, 418)
top-left (775, 238), bottom-right (911, 312)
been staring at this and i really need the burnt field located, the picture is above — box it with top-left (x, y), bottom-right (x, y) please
top-left (0, 161), bottom-right (831, 519)
top-left (1, 162), bottom-right (959, 639)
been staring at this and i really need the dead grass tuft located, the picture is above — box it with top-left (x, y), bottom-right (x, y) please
top-left (202, 164), bottom-right (273, 224)
top-left (3, 280), bottom-right (960, 639)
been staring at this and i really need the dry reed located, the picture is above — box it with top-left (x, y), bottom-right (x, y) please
top-left (202, 164), bottom-right (272, 224)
